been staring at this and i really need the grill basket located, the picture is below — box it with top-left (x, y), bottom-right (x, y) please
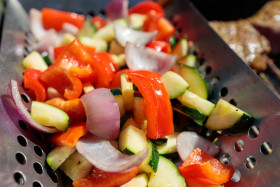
top-left (0, 0), bottom-right (280, 186)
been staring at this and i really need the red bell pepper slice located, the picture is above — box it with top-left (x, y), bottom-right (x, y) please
top-left (146, 40), bottom-right (171, 54)
top-left (179, 148), bottom-right (235, 185)
top-left (125, 71), bottom-right (174, 139)
top-left (54, 44), bottom-right (96, 60)
top-left (40, 39), bottom-right (94, 100)
top-left (142, 10), bottom-right (162, 32)
top-left (91, 52), bottom-right (116, 88)
top-left (49, 122), bottom-right (87, 147)
top-left (42, 8), bottom-right (85, 31)
top-left (73, 167), bottom-right (139, 187)
top-left (110, 69), bottom-right (135, 88)
top-left (91, 16), bottom-right (107, 30)
top-left (155, 17), bottom-right (175, 42)
top-left (45, 97), bottom-right (86, 122)
top-left (128, 1), bottom-right (164, 17)
top-left (23, 68), bottom-right (46, 102)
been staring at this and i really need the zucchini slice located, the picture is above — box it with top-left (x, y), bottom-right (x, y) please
top-left (94, 18), bottom-right (128, 42)
top-left (121, 173), bottom-right (149, 187)
top-left (172, 38), bottom-right (188, 60)
top-left (205, 99), bottom-right (253, 131)
top-left (161, 71), bottom-right (189, 99)
top-left (178, 54), bottom-right (197, 67)
top-left (31, 101), bottom-right (69, 131)
top-left (139, 141), bottom-right (159, 173)
top-left (46, 146), bottom-right (76, 171)
top-left (121, 74), bottom-right (134, 111)
top-left (174, 64), bottom-right (209, 99)
top-left (78, 18), bottom-right (97, 38)
top-left (59, 151), bottom-right (93, 181)
top-left (60, 33), bottom-right (75, 45)
top-left (118, 125), bottom-right (147, 154)
top-left (157, 132), bottom-right (179, 155)
top-left (133, 97), bottom-right (147, 131)
top-left (79, 36), bottom-right (108, 52)
top-left (114, 95), bottom-right (125, 117)
top-left (176, 90), bottom-right (215, 124)
top-left (129, 13), bottom-right (147, 30)
top-left (148, 156), bottom-right (186, 187)
top-left (22, 51), bottom-right (48, 71)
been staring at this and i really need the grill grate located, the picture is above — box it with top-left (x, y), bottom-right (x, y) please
top-left (0, 0), bottom-right (280, 186)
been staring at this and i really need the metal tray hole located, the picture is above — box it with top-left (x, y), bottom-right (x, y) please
top-left (220, 87), bottom-right (228, 97)
top-left (234, 140), bottom-right (244, 152)
top-left (34, 145), bottom-right (43, 157)
top-left (260, 142), bottom-right (272, 155)
top-left (21, 93), bottom-right (30, 103)
top-left (33, 162), bottom-right (43, 174)
top-left (33, 181), bottom-right (42, 187)
top-left (87, 10), bottom-right (96, 17)
top-left (15, 152), bottom-right (27, 165)
top-left (14, 171), bottom-right (25, 185)
top-left (231, 169), bottom-right (241, 182)
top-left (245, 156), bottom-right (256, 169)
top-left (18, 120), bottom-right (28, 131)
top-left (17, 135), bottom-right (27, 147)
top-left (220, 153), bottom-right (231, 165)
top-left (98, 9), bottom-right (106, 16)
top-left (24, 46), bottom-right (31, 54)
top-left (229, 98), bottom-right (237, 106)
top-left (24, 38), bottom-right (30, 46)
top-left (248, 126), bottom-right (260, 139)
top-left (205, 66), bottom-right (212, 75)
top-left (34, 130), bottom-right (43, 141)
top-left (48, 171), bottom-right (58, 183)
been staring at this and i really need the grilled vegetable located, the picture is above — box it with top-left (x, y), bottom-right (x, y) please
top-left (174, 64), bottom-right (209, 99)
top-left (148, 156), bottom-right (186, 187)
top-left (205, 99), bottom-right (253, 131)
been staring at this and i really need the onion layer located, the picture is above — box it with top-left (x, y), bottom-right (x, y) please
top-left (106, 0), bottom-right (128, 22)
top-left (30, 8), bottom-right (47, 41)
top-left (114, 24), bottom-right (157, 47)
top-left (80, 88), bottom-right (120, 140)
top-left (10, 80), bottom-right (59, 133)
top-left (125, 42), bottom-right (177, 75)
top-left (76, 134), bottom-right (149, 172)
top-left (176, 131), bottom-right (220, 161)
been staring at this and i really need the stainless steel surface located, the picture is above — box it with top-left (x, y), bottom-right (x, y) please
top-left (0, 0), bottom-right (279, 186)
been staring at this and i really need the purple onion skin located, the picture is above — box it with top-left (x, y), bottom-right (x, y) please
top-left (81, 88), bottom-right (120, 140)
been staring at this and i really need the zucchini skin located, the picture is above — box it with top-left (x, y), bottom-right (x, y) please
top-left (149, 143), bottom-right (160, 172)
top-left (172, 99), bottom-right (208, 125)
top-left (222, 113), bottom-right (254, 134)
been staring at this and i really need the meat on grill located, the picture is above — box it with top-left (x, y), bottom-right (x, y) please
top-left (209, 20), bottom-right (271, 72)
top-left (248, 0), bottom-right (280, 54)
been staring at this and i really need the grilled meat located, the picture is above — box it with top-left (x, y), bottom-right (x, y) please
top-left (210, 20), bottom-right (271, 72)
top-left (248, 0), bottom-right (280, 54)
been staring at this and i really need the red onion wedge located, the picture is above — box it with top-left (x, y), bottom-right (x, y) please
top-left (106, 0), bottom-right (129, 23)
top-left (76, 134), bottom-right (149, 173)
top-left (125, 42), bottom-right (177, 75)
top-left (80, 88), bottom-right (120, 140)
top-left (10, 80), bottom-right (59, 133)
top-left (32, 30), bottom-right (58, 53)
top-left (30, 9), bottom-right (47, 41)
top-left (114, 24), bottom-right (157, 47)
top-left (177, 131), bottom-right (220, 161)
top-left (61, 23), bottom-right (79, 36)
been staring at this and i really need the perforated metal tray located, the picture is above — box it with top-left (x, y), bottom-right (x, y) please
top-left (0, 0), bottom-right (280, 186)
